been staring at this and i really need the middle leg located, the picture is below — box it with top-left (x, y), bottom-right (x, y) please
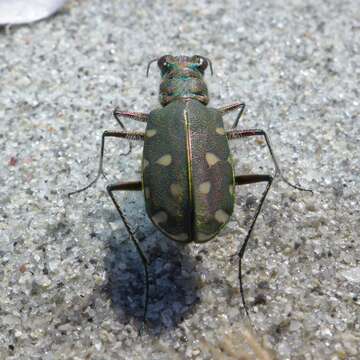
top-left (68, 131), bottom-right (144, 196)
top-left (227, 129), bottom-right (312, 192)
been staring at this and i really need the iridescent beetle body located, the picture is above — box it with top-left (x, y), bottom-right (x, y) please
top-left (143, 56), bottom-right (235, 243)
top-left (69, 55), bottom-right (311, 330)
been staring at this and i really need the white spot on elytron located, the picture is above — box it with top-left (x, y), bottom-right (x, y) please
top-left (144, 187), bottom-right (150, 199)
top-left (146, 129), bottom-right (157, 137)
top-left (170, 183), bottom-right (182, 198)
top-left (152, 211), bottom-right (168, 225)
top-left (171, 233), bottom-right (188, 241)
top-left (143, 159), bottom-right (149, 169)
top-left (206, 152), bottom-right (220, 167)
top-left (197, 232), bottom-right (212, 242)
top-left (215, 127), bottom-right (225, 135)
top-left (199, 181), bottom-right (211, 194)
top-left (214, 209), bottom-right (230, 224)
top-left (156, 154), bottom-right (172, 166)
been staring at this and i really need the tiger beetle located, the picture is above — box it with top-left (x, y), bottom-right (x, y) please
top-left (68, 55), bottom-right (312, 329)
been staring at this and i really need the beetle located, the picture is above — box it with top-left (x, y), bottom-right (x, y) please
top-left (68, 55), bottom-right (311, 327)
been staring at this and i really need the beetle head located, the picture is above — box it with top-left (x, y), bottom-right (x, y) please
top-left (147, 55), bottom-right (213, 106)
top-left (146, 55), bottom-right (213, 77)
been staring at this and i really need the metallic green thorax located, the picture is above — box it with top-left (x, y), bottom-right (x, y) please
top-left (157, 55), bottom-right (210, 106)
top-left (143, 56), bottom-right (234, 243)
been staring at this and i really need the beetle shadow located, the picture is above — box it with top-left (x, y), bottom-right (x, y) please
top-left (101, 198), bottom-right (201, 333)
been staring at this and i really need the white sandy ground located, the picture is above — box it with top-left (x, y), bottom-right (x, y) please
top-left (0, 0), bottom-right (359, 359)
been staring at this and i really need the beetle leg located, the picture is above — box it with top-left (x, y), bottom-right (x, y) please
top-left (107, 181), bottom-right (150, 332)
top-left (68, 131), bottom-right (144, 196)
top-left (234, 174), bottom-right (273, 318)
top-left (113, 107), bottom-right (149, 128)
top-left (227, 129), bottom-right (312, 192)
top-left (112, 109), bottom-right (148, 157)
top-left (217, 102), bottom-right (245, 129)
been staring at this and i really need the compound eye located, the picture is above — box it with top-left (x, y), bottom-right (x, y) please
top-left (158, 55), bottom-right (173, 71)
top-left (193, 55), bottom-right (208, 72)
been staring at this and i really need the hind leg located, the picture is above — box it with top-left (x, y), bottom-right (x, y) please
top-left (107, 181), bottom-right (149, 332)
top-left (234, 174), bottom-right (273, 318)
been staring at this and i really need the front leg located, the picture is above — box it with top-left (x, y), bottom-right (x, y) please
top-left (113, 109), bottom-right (148, 156)
top-left (217, 102), bottom-right (245, 129)
top-left (113, 107), bottom-right (149, 128)
top-left (68, 131), bottom-right (144, 196)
